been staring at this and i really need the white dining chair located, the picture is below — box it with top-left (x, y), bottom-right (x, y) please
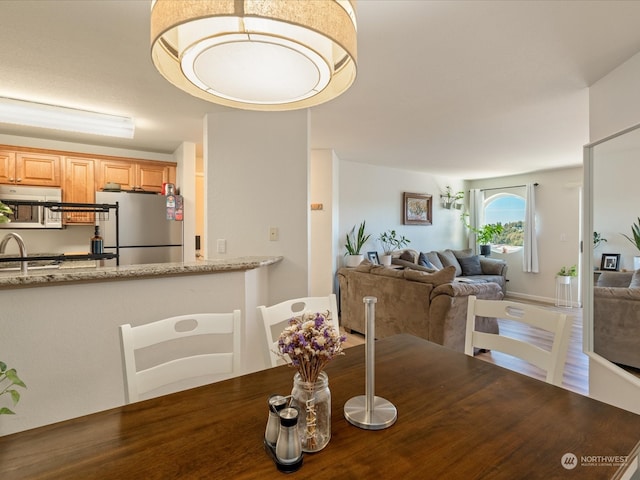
top-left (464, 296), bottom-right (571, 386)
top-left (119, 310), bottom-right (241, 403)
top-left (258, 294), bottom-right (339, 367)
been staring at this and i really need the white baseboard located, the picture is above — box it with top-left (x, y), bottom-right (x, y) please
top-left (505, 291), bottom-right (582, 308)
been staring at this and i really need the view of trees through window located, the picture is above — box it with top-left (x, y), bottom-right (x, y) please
top-left (484, 195), bottom-right (525, 247)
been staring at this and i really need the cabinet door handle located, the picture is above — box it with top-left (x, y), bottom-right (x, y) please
top-left (16, 178), bottom-right (22, 182)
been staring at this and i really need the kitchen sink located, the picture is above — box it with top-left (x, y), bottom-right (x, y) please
top-left (0, 257), bottom-right (61, 272)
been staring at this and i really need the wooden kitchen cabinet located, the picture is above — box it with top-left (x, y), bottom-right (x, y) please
top-left (97, 159), bottom-right (176, 193)
top-left (0, 150), bottom-right (61, 186)
top-left (97, 159), bottom-right (136, 190)
top-left (63, 156), bottom-right (96, 224)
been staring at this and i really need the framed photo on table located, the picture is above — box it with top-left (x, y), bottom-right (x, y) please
top-left (600, 253), bottom-right (621, 271)
top-left (367, 251), bottom-right (380, 265)
top-left (403, 192), bottom-right (432, 225)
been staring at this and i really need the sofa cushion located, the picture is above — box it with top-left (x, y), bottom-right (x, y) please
top-left (458, 255), bottom-right (483, 276)
top-left (422, 251), bottom-right (443, 270)
top-left (452, 248), bottom-right (474, 259)
top-left (437, 250), bottom-right (463, 276)
top-left (418, 252), bottom-right (438, 270)
top-left (404, 265), bottom-right (456, 286)
top-left (393, 258), bottom-right (437, 272)
top-left (399, 250), bottom-right (417, 263)
top-left (597, 271), bottom-right (633, 288)
top-left (371, 265), bottom-right (406, 278)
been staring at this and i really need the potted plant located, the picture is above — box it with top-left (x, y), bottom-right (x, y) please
top-left (473, 223), bottom-right (504, 256)
top-left (377, 230), bottom-right (411, 265)
top-left (593, 231), bottom-right (607, 249)
top-left (441, 186), bottom-right (464, 210)
top-left (0, 361), bottom-right (26, 415)
top-left (621, 218), bottom-right (640, 270)
top-left (0, 201), bottom-right (12, 223)
top-left (556, 265), bottom-right (577, 286)
top-left (344, 221), bottom-right (371, 267)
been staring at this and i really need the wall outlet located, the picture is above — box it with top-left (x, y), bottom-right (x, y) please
top-left (217, 239), bottom-right (226, 253)
top-left (269, 227), bottom-right (279, 241)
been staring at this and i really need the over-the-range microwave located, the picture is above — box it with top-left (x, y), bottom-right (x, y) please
top-left (0, 185), bottom-right (62, 229)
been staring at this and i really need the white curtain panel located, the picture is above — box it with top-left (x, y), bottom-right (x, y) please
top-left (468, 189), bottom-right (483, 253)
top-left (523, 183), bottom-right (539, 273)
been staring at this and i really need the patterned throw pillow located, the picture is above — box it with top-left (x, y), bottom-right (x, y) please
top-left (418, 252), bottom-right (438, 270)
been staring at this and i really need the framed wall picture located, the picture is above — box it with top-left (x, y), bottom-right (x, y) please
top-left (367, 251), bottom-right (380, 265)
top-left (403, 192), bottom-right (432, 225)
top-left (600, 253), bottom-right (621, 271)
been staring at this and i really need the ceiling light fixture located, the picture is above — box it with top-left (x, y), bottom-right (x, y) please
top-left (150, 0), bottom-right (357, 111)
top-left (0, 97), bottom-right (135, 139)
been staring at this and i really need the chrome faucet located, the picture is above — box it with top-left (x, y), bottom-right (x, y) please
top-left (0, 232), bottom-right (28, 274)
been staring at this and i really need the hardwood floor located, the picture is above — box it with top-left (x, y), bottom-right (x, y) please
top-left (476, 302), bottom-right (589, 396)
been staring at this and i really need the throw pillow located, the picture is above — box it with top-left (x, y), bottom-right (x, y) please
top-left (458, 255), bottom-right (483, 276)
top-left (630, 270), bottom-right (640, 288)
top-left (404, 266), bottom-right (456, 286)
top-left (423, 251), bottom-right (444, 270)
top-left (453, 248), bottom-right (474, 259)
top-left (437, 250), bottom-right (463, 277)
top-left (399, 250), bottom-right (416, 263)
top-left (418, 252), bottom-right (437, 270)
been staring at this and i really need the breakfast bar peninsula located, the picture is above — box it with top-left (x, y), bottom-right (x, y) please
top-left (0, 256), bottom-right (282, 436)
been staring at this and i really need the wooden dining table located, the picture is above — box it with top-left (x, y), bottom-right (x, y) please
top-left (1, 334), bottom-right (639, 479)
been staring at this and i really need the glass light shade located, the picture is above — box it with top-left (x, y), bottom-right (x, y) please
top-left (150, 0), bottom-right (357, 111)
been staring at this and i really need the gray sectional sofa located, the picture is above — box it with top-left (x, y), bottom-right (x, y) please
top-left (594, 270), bottom-right (640, 370)
top-left (337, 261), bottom-right (503, 353)
top-left (391, 248), bottom-right (508, 294)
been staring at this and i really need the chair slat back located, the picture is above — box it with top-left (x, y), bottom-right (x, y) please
top-left (258, 294), bottom-right (339, 367)
top-left (465, 296), bottom-right (570, 386)
top-left (120, 310), bottom-right (241, 403)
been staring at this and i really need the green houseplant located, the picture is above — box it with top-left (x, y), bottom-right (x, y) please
top-left (0, 361), bottom-right (26, 415)
top-left (621, 218), bottom-right (640, 270)
top-left (464, 222), bottom-right (504, 256)
top-left (441, 186), bottom-right (464, 210)
top-left (344, 221), bottom-right (371, 267)
top-left (622, 218), bottom-right (640, 251)
top-left (377, 230), bottom-right (410, 255)
top-left (593, 231), bottom-right (607, 249)
top-left (0, 201), bottom-right (12, 223)
top-left (557, 265), bottom-right (577, 277)
top-left (377, 230), bottom-right (410, 265)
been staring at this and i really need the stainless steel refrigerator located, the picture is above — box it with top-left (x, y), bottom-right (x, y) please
top-left (95, 191), bottom-right (183, 266)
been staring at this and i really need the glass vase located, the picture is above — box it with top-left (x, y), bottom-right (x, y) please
top-left (290, 371), bottom-right (331, 452)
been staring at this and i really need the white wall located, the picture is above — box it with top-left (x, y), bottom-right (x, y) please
top-left (173, 142), bottom-right (197, 263)
top-left (590, 52), bottom-right (640, 142)
top-left (204, 111), bottom-right (310, 304)
top-left (587, 50), bottom-right (640, 412)
top-left (310, 149), bottom-right (339, 296)
top-left (469, 167), bottom-right (583, 304)
top-left (338, 160), bottom-right (466, 261)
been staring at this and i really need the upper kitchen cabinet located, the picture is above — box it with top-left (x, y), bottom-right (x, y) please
top-left (63, 156), bottom-right (96, 224)
top-left (0, 149), bottom-right (61, 186)
top-left (97, 159), bottom-right (176, 193)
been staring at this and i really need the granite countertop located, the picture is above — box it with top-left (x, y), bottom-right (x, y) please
top-left (0, 256), bottom-right (283, 288)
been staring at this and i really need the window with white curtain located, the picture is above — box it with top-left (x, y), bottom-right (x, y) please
top-left (483, 193), bottom-right (525, 253)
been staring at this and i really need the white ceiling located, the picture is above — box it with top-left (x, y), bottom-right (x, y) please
top-left (2, 1), bottom-right (640, 180)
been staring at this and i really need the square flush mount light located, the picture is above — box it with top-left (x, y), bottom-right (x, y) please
top-left (0, 97), bottom-right (135, 138)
